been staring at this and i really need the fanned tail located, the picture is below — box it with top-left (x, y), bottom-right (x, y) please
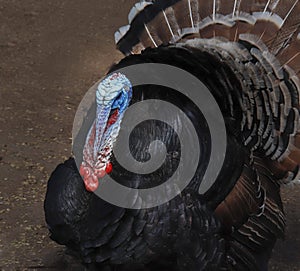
top-left (116, 0), bottom-right (300, 76)
top-left (115, 0), bottom-right (300, 185)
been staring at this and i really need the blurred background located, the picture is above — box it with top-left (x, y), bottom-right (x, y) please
top-left (0, 0), bottom-right (299, 270)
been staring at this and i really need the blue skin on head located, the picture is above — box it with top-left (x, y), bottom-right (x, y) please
top-left (95, 72), bottom-right (133, 153)
top-left (111, 90), bottom-right (131, 113)
top-left (80, 73), bottom-right (133, 192)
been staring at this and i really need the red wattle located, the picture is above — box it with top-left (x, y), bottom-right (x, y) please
top-left (95, 169), bottom-right (106, 178)
top-left (107, 109), bottom-right (119, 127)
top-left (105, 162), bottom-right (113, 174)
top-left (80, 161), bottom-right (111, 192)
top-left (79, 164), bottom-right (86, 177)
top-left (80, 163), bottom-right (99, 192)
top-left (84, 175), bottom-right (99, 192)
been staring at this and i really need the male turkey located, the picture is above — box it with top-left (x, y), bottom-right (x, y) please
top-left (44, 0), bottom-right (300, 270)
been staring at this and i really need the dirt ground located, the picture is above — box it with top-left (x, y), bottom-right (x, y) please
top-left (0, 0), bottom-right (299, 270)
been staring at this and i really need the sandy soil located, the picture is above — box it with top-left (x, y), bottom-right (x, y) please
top-left (0, 0), bottom-right (299, 270)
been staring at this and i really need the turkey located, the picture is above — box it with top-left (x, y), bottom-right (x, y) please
top-left (44, 0), bottom-right (300, 270)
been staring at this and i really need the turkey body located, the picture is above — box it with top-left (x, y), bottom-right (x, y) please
top-left (44, 0), bottom-right (300, 270)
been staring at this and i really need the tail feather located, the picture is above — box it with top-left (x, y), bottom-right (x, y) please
top-left (115, 0), bottom-right (300, 69)
top-left (281, 38), bottom-right (300, 77)
top-left (264, 0), bottom-right (300, 59)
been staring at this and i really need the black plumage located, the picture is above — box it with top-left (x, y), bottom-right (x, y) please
top-left (45, 0), bottom-right (300, 270)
